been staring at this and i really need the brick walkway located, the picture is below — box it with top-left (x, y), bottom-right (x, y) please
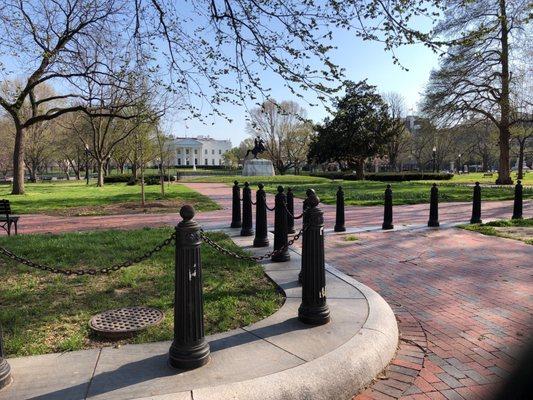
top-left (2, 182), bottom-right (531, 400)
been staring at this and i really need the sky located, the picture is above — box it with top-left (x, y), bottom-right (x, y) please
top-left (173, 30), bottom-right (441, 147)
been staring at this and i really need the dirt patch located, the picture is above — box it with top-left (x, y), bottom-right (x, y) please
top-left (48, 200), bottom-right (190, 217)
top-left (494, 226), bottom-right (533, 243)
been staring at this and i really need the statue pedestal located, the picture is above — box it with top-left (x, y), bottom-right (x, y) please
top-left (242, 159), bottom-right (275, 176)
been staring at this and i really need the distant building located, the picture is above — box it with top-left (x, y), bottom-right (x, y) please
top-left (170, 135), bottom-right (232, 168)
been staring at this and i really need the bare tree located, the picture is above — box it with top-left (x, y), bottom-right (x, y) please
top-left (383, 92), bottom-right (410, 171)
top-left (421, 0), bottom-right (531, 184)
top-left (0, 0), bottom-right (447, 194)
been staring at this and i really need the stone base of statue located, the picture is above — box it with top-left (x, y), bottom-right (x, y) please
top-left (242, 159), bottom-right (275, 176)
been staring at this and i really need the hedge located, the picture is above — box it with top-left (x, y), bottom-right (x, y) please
top-left (104, 174), bottom-right (177, 184)
top-left (309, 171), bottom-right (454, 181)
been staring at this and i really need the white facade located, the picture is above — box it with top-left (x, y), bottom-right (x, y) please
top-left (171, 135), bottom-right (232, 168)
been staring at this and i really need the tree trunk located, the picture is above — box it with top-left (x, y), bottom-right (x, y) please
top-left (517, 140), bottom-right (525, 180)
top-left (355, 159), bottom-right (365, 180)
top-left (97, 161), bottom-right (105, 187)
top-left (496, 0), bottom-right (512, 184)
top-left (11, 124), bottom-right (26, 194)
top-left (140, 167), bottom-right (146, 207)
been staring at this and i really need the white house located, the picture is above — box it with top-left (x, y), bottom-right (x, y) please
top-left (170, 135), bottom-right (232, 168)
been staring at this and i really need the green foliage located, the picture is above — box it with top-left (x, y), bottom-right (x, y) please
top-left (0, 229), bottom-right (282, 356)
top-left (310, 172), bottom-right (454, 181)
top-left (461, 218), bottom-right (532, 245)
top-left (308, 80), bottom-right (394, 173)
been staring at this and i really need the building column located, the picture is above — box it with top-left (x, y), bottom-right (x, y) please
top-left (192, 148), bottom-right (196, 171)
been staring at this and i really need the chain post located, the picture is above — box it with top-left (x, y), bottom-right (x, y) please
top-left (512, 180), bottom-right (523, 220)
top-left (334, 186), bottom-right (346, 232)
top-left (0, 325), bottom-right (11, 390)
top-left (253, 183), bottom-right (269, 247)
top-left (271, 186), bottom-right (290, 262)
top-left (382, 184), bottom-right (394, 230)
top-left (169, 206), bottom-right (210, 370)
top-left (230, 180), bottom-right (242, 228)
top-left (298, 189), bottom-right (330, 325)
top-left (240, 182), bottom-right (254, 236)
top-left (470, 182), bottom-right (482, 224)
top-left (428, 183), bottom-right (440, 227)
top-left (286, 187), bottom-right (296, 234)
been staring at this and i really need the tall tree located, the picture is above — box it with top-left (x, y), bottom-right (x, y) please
top-left (421, 0), bottom-right (531, 184)
top-left (247, 100), bottom-right (310, 174)
top-left (383, 92), bottom-right (410, 171)
top-left (0, 0), bottom-right (446, 194)
top-left (309, 81), bottom-right (393, 179)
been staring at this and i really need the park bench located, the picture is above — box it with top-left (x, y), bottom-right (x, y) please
top-left (0, 199), bottom-right (19, 235)
top-left (483, 173), bottom-right (493, 177)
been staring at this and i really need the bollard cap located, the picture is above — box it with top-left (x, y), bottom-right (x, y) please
top-left (337, 185), bottom-right (343, 191)
top-left (475, 181), bottom-right (480, 186)
top-left (306, 189), bottom-right (320, 207)
top-left (180, 205), bottom-right (195, 221)
top-left (386, 184), bottom-right (391, 189)
top-left (287, 187), bottom-right (292, 192)
top-left (277, 185), bottom-right (284, 193)
top-left (517, 180), bottom-right (521, 185)
top-left (432, 183), bottom-right (437, 187)
top-left (234, 180), bottom-right (239, 186)
top-left (258, 183), bottom-right (264, 189)
top-left (244, 181), bottom-right (249, 187)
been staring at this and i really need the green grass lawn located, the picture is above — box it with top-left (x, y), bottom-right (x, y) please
top-left (461, 218), bottom-right (533, 245)
top-left (0, 228), bottom-right (282, 357)
top-left (184, 174), bottom-right (530, 206)
top-left (0, 181), bottom-right (219, 215)
top-left (448, 172), bottom-right (533, 185)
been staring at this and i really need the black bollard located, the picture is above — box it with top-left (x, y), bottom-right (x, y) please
top-left (230, 180), bottom-right (242, 228)
top-left (253, 183), bottom-right (269, 247)
top-left (470, 182), bottom-right (482, 224)
top-left (169, 206), bottom-right (210, 369)
top-left (428, 183), bottom-right (440, 227)
top-left (240, 182), bottom-right (254, 236)
top-left (286, 187), bottom-right (296, 234)
top-left (299, 189), bottom-right (330, 325)
top-left (0, 326), bottom-right (11, 390)
top-left (382, 184), bottom-right (394, 230)
top-left (334, 186), bottom-right (346, 232)
top-left (271, 186), bottom-right (290, 262)
top-left (512, 180), bottom-right (523, 220)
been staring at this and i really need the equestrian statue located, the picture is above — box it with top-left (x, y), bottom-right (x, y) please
top-left (245, 137), bottom-right (266, 159)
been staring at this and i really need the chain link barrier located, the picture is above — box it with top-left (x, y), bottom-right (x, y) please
top-left (0, 233), bottom-right (176, 276)
top-left (200, 226), bottom-right (305, 261)
top-left (282, 200), bottom-right (304, 220)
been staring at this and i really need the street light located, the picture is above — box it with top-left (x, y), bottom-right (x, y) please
top-left (432, 146), bottom-right (437, 173)
top-left (458, 153), bottom-right (462, 174)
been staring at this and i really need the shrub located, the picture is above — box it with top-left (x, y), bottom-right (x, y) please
top-left (104, 174), bottom-right (132, 183)
top-left (309, 171), bottom-right (454, 181)
top-left (104, 174), bottom-right (177, 185)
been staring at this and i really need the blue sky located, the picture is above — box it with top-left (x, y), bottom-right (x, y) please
top-left (173, 30), bottom-right (441, 147)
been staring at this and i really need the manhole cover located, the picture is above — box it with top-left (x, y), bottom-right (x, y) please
top-left (89, 307), bottom-right (164, 340)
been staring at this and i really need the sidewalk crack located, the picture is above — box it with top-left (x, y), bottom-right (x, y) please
top-left (84, 348), bottom-right (102, 400)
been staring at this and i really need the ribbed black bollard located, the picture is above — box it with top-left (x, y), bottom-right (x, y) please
top-left (287, 187), bottom-right (295, 234)
top-left (230, 180), bottom-right (242, 228)
top-left (512, 180), bottom-right (523, 220)
top-left (470, 182), bottom-right (482, 224)
top-left (299, 189), bottom-right (330, 325)
top-left (428, 183), bottom-right (440, 227)
top-left (169, 206), bottom-right (210, 369)
top-left (240, 182), bottom-right (254, 236)
top-left (334, 186), bottom-right (346, 232)
top-left (382, 184), bottom-right (394, 230)
top-left (253, 183), bottom-right (269, 247)
top-left (0, 326), bottom-right (11, 390)
top-left (271, 186), bottom-right (290, 262)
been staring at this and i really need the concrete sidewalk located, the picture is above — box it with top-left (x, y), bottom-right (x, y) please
top-left (1, 230), bottom-right (398, 400)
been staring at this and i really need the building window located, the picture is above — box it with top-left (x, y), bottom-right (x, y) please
top-left (219, 159), bottom-right (222, 165)
top-left (205, 158), bottom-right (208, 165)
top-left (194, 149), bottom-right (197, 154)
top-left (186, 149), bottom-right (189, 154)
top-left (212, 159), bottom-right (215, 165)
top-left (177, 149), bottom-right (181, 154)
top-left (204, 149), bottom-right (207, 154)
top-left (194, 158), bottom-right (198, 164)
top-left (219, 149), bottom-right (222, 154)
top-left (212, 149), bottom-right (215, 155)
top-left (178, 158), bottom-right (181, 165)
top-left (186, 159), bottom-right (190, 166)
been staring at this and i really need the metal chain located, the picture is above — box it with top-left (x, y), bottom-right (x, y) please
top-left (0, 233), bottom-right (176, 276)
top-left (282, 200), bottom-right (304, 220)
top-left (200, 227), bottom-right (305, 261)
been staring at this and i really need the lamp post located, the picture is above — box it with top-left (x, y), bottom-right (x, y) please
top-left (84, 144), bottom-right (91, 185)
top-left (432, 146), bottom-right (437, 173)
top-left (458, 154), bottom-right (462, 174)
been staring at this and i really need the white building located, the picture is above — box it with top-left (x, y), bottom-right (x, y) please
top-left (171, 135), bottom-right (232, 168)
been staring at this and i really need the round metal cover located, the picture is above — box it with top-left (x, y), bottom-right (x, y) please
top-left (89, 307), bottom-right (164, 339)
